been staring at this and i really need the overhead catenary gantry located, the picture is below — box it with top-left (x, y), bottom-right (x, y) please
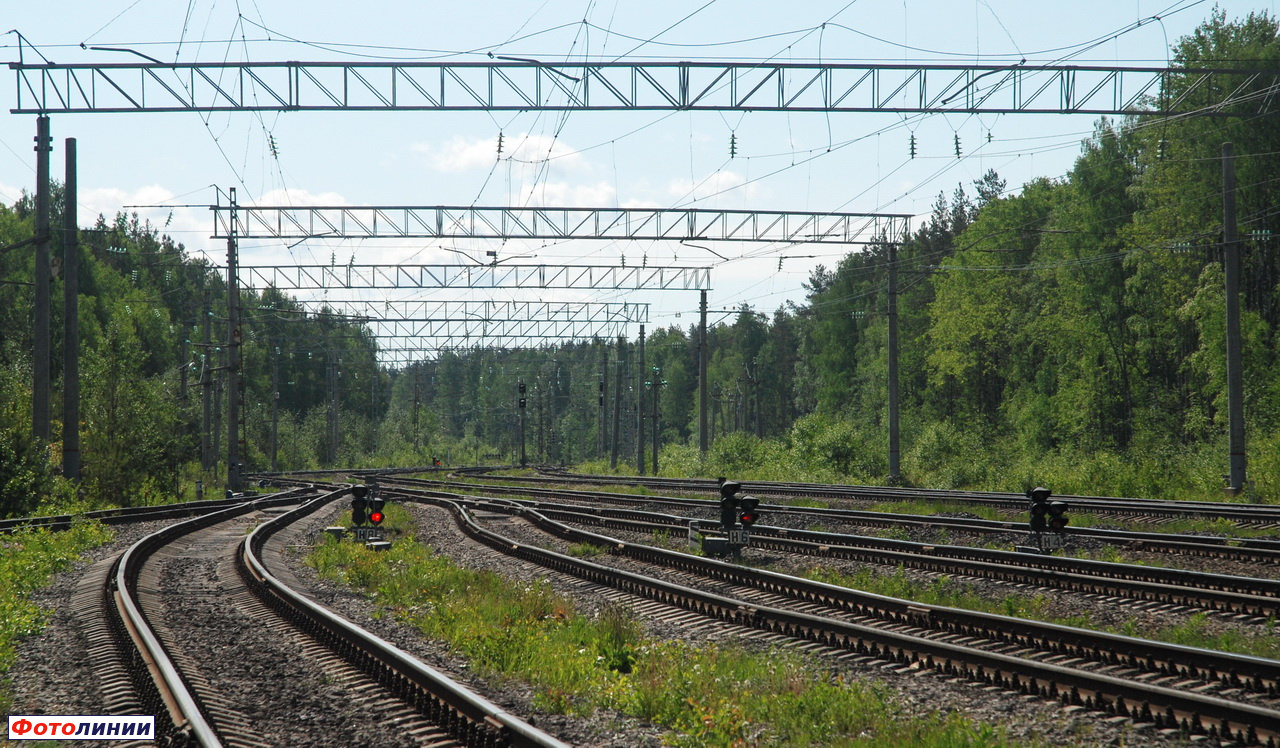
top-left (13, 60), bottom-right (1280, 116)
top-left (244, 300), bottom-right (646, 362)
top-left (232, 263), bottom-right (710, 291)
top-left (213, 205), bottom-right (909, 246)
top-left (257, 299), bottom-right (648, 324)
top-left (286, 320), bottom-right (635, 343)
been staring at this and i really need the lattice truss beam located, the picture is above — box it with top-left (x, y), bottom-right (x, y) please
top-left (13, 61), bottom-right (1280, 116)
top-left (358, 321), bottom-right (630, 343)
top-left (235, 264), bottom-right (709, 291)
top-left (214, 205), bottom-right (909, 245)
top-left (307, 346), bottom-right (537, 364)
top-left (252, 299), bottom-right (649, 324)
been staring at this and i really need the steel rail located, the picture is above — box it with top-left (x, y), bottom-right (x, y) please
top-left (521, 501), bottom-right (1280, 618)
top-left (112, 488), bottom-right (313, 746)
top-left (485, 497), bottom-right (1280, 692)
top-left (240, 487), bottom-right (571, 748)
top-left (0, 490), bottom-right (280, 534)
top-left (532, 469), bottom-right (1280, 524)
top-left (371, 474), bottom-right (1280, 563)
top-left (407, 492), bottom-right (1280, 746)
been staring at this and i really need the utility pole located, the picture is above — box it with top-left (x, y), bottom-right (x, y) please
top-left (887, 242), bottom-right (902, 484)
top-left (327, 357), bottom-right (339, 464)
top-left (213, 349), bottom-right (223, 485)
top-left (270, 342), bottom-right (280, 472)
top-left (33, 116), bottom-right (51, 444)
top-left (636, 326), bottom-right (646, 474)
top-left (62, 136), bottom-right (80, 480)
top-left (598, 343), bottom-right (607, 459)
top-left (650, 365), bottom-right (662, 475)
top-left (518, 380), bottom-right (527, 467)
top-left (201, 291), bottom-right (212, 471)
top-left (1223, 143), bottom-right (1247, 494)
top-left (536, 376), bottom-right (544, 461)
top-left (413, 369), bottom-right (421, 452)
top-left (610, 335), bottom-right (624, 470)
top-left (699, 290), bottom-right (708, 454)
top-left (225, 188), bottom-right (243, 492)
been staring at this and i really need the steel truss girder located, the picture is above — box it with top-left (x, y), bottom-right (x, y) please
top-left (12, 61), bottom-right (1280, 116)
top-left (364, 319), bottom-right (630, 339)
top-left (300, 346), bottom-right (557, 365)
top-left (213, 205), bottom-right (909, 245)
top-left (274, 299), bottom-right (649, 323)
top-left (235, 264), bottom-right (709, 290)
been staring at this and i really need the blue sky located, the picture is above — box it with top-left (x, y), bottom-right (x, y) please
top-left (2, 1), bottom-right (1274, 334)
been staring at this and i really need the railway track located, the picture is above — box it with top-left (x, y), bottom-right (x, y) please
top-left (339, 475), bottom-right (1280, 624)
top-left (387, 490), bottom-right (1280, 746)
top-left (460, 467), bottom-right (1280, 529)
top-left (82, 483), bottom-right (568, 747)
top-left (363, 473), bottom-right (1280, 566)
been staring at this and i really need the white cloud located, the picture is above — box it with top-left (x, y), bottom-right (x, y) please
top-left (255, 188), bottom-right (351, 206)
top-left (79, 185), bottom-right (211, 255)
top-left (518, 180), bottom-right (615, 207)
top-left (666, 170), bottom-right (762, 203)
top-left (0, 182), bottom-right (24, 206)
top-left (417, 133), bottom-right (588, 173)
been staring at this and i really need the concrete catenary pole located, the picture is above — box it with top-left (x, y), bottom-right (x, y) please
top-left (699, 290), bottom-right (708, 454)
top-left (33, 116), bottom-right (52, 443)
top-left (1222, 142), bottom-right (1247, 493)
top-left (62, 137), bottom-right (80, 479)
top-left (887, 242), bottom-right (901, 483)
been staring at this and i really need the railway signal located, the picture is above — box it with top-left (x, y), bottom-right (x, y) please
top-left (1028, 487), bottom-right (1051, 533)
top-left (706, 479), bottom-right (760, 555)
top-left (351, 484), bottom-right (370, 526)
top-left (719, 480), bottom-right (741, 530)
top-left (1048, 500), bottom-right (1069, 532)
top-left (367, 497), bottom-right (385, 526)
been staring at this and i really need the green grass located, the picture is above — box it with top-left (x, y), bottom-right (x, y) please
top-left (307, 533), bottom-right (1026, 746)
top-left (805, 565), bottom-right (1280, 660)
top-left (0, 520), bottom-right (115, 714)
top-left (567, 542), bottom-right (610, 558)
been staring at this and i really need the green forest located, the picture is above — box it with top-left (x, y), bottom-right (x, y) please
top-left (3, 10), bottom-right (1280, 516)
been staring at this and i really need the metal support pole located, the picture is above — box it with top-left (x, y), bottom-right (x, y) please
top-left (536, 377), bottom-right (544, 461)
top-left (33, 116), bottom-right (51, 443)
top-left (699, 290), bottom-right (708, 454)
top-left (213, 352), bottom-right (222, 484)
top-left (413, 371), bottom-right (421, 452)
top-left (225, 188), bottom-right (243, 492)
top-left (636, 326), bottom-right (646, 474)
top-left (1223, 143), bottom-right (1247, 493)
top-left (887, 242), bottom-right (902, 483)
top-left (270, 343), bottom-right (280, 472)
top-left (201, 291), bottom-right (212, 471)
top-left (327, 358), bottom-right (339, 464)
top-left (651, 367), bottom-right (661, 476)
top-left (598, 344), bottom-right (607, 459)
top-left (610, 335), bottom-right (624, 470)
top-left (62, 136), bottom-right (80, 479)
top-left (519, 386), bottom-right (527, 467)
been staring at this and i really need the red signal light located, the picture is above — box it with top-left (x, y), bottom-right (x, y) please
top-left (369, 511), bottom-right (384, 524)
top-left (738, 510), bottom-right (759, 526)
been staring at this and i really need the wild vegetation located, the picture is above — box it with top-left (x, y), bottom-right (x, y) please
top-left (308, 506), bottom-right (1023, 746)
top-left (0, 521), bottom-right (114, 713)
top-left (2, 10), bottom-right (1279, 515)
